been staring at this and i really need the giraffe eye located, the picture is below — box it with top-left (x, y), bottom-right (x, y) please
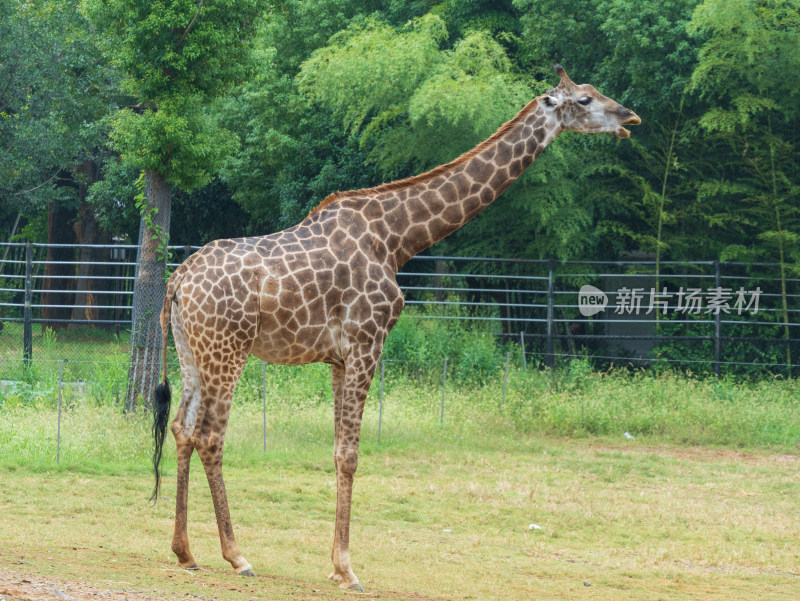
top-left (577, 96), bottom-right (592, 106)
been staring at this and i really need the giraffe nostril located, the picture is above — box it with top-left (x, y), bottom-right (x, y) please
top-left (617, 106), bottom-right (641, 125)
top-left (623, 113), bottom-right (641, 126)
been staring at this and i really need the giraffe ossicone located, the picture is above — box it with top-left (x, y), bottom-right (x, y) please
top-left (149, 64), bottom-right (640, 591)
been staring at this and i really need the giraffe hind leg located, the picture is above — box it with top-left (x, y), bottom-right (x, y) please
top-left (193, 351), bottom-right (254, 576)
top-left (171, 271), bottom-right (260, 576)
top-left (169, 304), bottom-right (200, 569)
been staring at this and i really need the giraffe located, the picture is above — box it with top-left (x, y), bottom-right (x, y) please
top-left (150, 64), bottom-right (640, 591)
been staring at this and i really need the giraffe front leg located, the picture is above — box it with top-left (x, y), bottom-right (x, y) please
top-left (329, 451), bottom-right (361, 590)
top-left (328, 353), bottom-right (378, 591)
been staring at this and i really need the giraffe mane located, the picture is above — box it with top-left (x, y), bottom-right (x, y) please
top-left (306, 95), bottom-right (544, 218)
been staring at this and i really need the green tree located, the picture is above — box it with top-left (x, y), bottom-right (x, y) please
top-left (688, 0), bottom-right (800, 372)
top-left (0, 0), bottom-right (115, 225)
top-left (219, 46), bottom-right (380, 231)
top-left (516, 0), bottom-right (708, 264)
top-left (0, 0), bottom-right (122, 328)
top-left (81, 0), bottom-right (262, 409)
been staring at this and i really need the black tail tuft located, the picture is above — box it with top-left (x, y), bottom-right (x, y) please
top-left (150, 379), bottom-right (172, 504)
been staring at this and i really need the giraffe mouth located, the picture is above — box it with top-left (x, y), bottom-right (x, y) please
top-left (616, 113), bottom-right (642, 138)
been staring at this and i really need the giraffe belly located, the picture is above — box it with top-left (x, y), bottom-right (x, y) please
top-left (253, 264), bottom-right (341, 365)
top-left (250, 325), bottom-right (336, 366)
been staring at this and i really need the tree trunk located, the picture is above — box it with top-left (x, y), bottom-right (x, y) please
top-left (70, 160), bottom-right (110, 327)
top-left (126, 170), bottom-right (172, 412)
top-left (40, 203), bottom-right (76, 331)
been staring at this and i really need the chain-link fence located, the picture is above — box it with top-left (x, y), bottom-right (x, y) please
top-left (126, 194), bottom-right (171, 411)
top-left (1, 242), bottom-right (136, 394)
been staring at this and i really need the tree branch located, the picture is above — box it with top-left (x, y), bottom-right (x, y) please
top-left (12, 170), bottom-right (61, 196)
top-left (178, 0), bottom-right (204, 46)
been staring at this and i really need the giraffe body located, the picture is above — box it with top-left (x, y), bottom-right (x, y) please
top-left (153, 65), bottom-right (640, 590)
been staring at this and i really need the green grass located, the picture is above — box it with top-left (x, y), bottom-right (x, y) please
top-left (0, 322), bottom-right (131, 380)
top-left (2, 351), bottom-right (800, 449)
top-left (1, 399), bottom-right (799, 601)
top-left (2, 313), bottom-right (798, 598)
top-left (2, 311), bottom-right (798, 448)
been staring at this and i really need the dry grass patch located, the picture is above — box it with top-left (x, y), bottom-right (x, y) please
top-left (0, 404), bottom-right (798, 601)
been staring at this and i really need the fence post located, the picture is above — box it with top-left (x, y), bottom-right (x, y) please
top-left (545, 259), bottom-right (555, 368)
top-left (113, 241), bottom-right (122, 338)
top-left (714, 260), bottom-right (721, 377)
top-left (440, 357), bottom-right (448, 427)
top-left (502, 351), bottom-right (510, 409)
top-left (262, 361), bottom-right (267, 453)
top-left (378, 359), bottom-right (385, 444)
top-left (520, 331), bottom-right (527, 370)
top-left (23, 242), bottom-right (33, 366)
top-left (57, 359), bottom-right (65, 464)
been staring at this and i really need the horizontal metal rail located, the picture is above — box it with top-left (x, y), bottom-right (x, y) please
top-left (401, 285), bottom-right (547, 296)
top-left (30, 289), bottom-right (134, 296)
top-left (29, 274), bottom-right (135, 280)
top-left (0, 302), bottom-right (132, 310)
top-left (404, 299), bottom-right (547, 310)
top-left (1, 243), bottom-right (795, 374)
top-left (30, 260), bottom-right (135, 267)
top-left (398, 271), bottom-right (548, 281)
top-left (0, 317), bottom-right (130, 325)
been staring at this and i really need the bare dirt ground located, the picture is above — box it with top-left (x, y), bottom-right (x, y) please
top-left (0, 570), bottom-right (172, 601)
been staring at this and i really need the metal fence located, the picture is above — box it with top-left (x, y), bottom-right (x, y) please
top-left (1, 242), bottom-right (797, 379)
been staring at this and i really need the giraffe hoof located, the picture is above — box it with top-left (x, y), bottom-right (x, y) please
top-left (237, 567), bottom-right (255, 577)
top-left (345, 582), bottom-right (364, 592)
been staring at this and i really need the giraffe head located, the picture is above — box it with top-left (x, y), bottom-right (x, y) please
top-left (540, 64), bottom-right (641, 138)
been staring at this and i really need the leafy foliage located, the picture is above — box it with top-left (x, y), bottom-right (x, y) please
top-left (3, 0), bottom-right (798, 325)
top-left (688, 0), bottom-right (800, 266)
top-left (0, 1), bottom-right (116, 216)
top-left (80, 0), bottom-right (260, 191)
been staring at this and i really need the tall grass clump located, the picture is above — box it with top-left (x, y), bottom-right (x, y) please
top-left (382, 308), bottom-right (503, 384)
top-left (505, 361), bottom-right (800, 448)
top-left (0, 402), bottom-right (153, 472)
top-left (2, 312), bottom-right (799, 459)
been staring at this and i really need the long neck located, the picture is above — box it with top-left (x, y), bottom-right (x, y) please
top-left (377, 97), bottom-right (561, 267)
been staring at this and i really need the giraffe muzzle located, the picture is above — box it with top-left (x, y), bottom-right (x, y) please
top-left (615, 109), bottom-right (641, 138)
top-left (622, 113), bottom-right (642, 126)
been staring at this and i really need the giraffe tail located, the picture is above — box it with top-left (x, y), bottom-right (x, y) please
top-left (150, 272), bottom-right (178, 503)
